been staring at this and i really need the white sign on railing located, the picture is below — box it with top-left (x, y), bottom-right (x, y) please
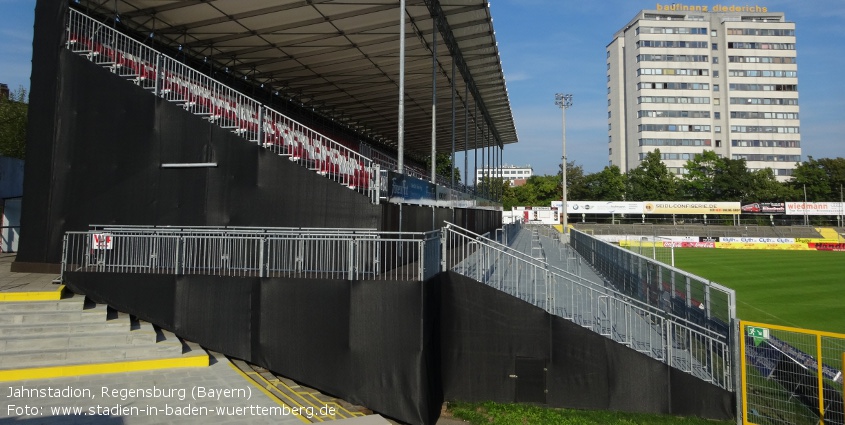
top-left (91, 233), bottom-right (113, 250)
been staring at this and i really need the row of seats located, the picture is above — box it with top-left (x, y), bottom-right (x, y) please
top-left (68, 30), bottom-right (374, 192)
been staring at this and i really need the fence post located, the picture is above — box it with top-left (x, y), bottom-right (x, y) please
top-left (60, 234), bottom-right (69, 282)
top-left (257, 106), bottom-right (264, 145)
top-left (440, 228), bottom-right (447, 273)
top-left (259, 237), bottom-right (266, 278)
top-left (348, 239), bottom-right (355, 281)
top-left (419, 240), bottom-right (426, 281)
top-left (154, 53), bottom-right (162, 97)
top-left (373, 164), bottom-right (381, 205)
top-left (176, 236), bottom-right (183, 275)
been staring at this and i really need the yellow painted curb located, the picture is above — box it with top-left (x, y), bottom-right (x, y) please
top-left (0, 285), bottom-right (65, 302)
top-left (0, 353), bottom-right (209, 382)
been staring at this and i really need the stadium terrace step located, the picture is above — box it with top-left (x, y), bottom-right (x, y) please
top-left (0, 294), bottom-right (208, 379)
top-left (0, 293), bottom-right (85, 312)
top-left (0, 302), bottom-right (108, 325)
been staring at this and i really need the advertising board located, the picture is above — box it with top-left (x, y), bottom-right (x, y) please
top-left (643, 202), bottom-right (740, 215)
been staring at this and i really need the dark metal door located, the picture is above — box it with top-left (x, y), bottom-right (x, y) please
top-left (514, 357), bottom-right (546, 404)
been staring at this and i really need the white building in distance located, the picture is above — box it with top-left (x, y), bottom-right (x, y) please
top-left (607, 5), bottom-right (800, 181)
top-left (476, 165), bottom-right (533, 184)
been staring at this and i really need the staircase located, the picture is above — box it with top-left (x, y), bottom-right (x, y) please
top-left (0, 293), bottom-right (208, 381)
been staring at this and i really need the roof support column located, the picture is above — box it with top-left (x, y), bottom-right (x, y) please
top-left (397, 0), bottom-right (406, 174)
top-left (487, 124), bottom-right (492, 200)
top-left (430, 17), bottom-right (437, 183)
top-left (450, 59), bottom-right (456, 189)
top-left (473, 102), bottom-right (478, 194)
top-left (497, 146), bottom-right (505, 202)
top-left (463, 86), bottom-right (468, 188)
top-left (483, 123), bottom-right (488, 199)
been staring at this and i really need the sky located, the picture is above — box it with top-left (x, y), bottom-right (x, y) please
top-left (1, 1), bottom-right (843, 176)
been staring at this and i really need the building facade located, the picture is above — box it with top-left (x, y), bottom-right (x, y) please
top-left (476, 165), bottom-right (533, 184)
top-left (607, 7), bottom-right (800, 181)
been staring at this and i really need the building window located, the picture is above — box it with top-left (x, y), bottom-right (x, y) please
top-left (609, 148), bottom-right (612, 155)
top-left (713, 70), bottom-right (719, 78)
top-left (713, 84), bottom-right (719, 92)
top-left (712, 43), bottom-right (718, 50)
top-left (714, 98), bottom-right (720, 105)
top-left (608, 111), bottom-right (611, 118)
top-left (607, 74), bottom-right (611, 82)
top-left (607, 63), bottom-right (611, 70)
top-left (712, 56), bottom-right (719, 64)
top-left (715, 112), bottom-right (721, 119)
top-left (715, 126), bottom-right (721, 133)
top-left (609, 136), bottom-right (612, 143)
top-left (607, 50), bottom-right (611, 58)
top-left (608, 86), bottom-right (611, 94)
top-left (716, 140), bottom-right (722, 147)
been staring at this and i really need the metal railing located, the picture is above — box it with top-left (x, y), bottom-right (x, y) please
top-left (570, 228), bottom-right (737, 339)
top-left (66, 8), bottom-right (380, 204)
top-left (442, 222), bottom-right (734, 390)
top-left (62, 227), bottom-right (441, 282)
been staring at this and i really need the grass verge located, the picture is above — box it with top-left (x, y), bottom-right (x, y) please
top-left (446, 401), bottom-right (734, 425)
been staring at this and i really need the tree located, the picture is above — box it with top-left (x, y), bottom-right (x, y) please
top-left (424, 152), bottom-right (461, 185)
top-left (475, 176), bottom-right (500, 200)
top-left (747, 168), bottom-right (796, 202)
top-left (680, 150), bottom-right (720, 201)
top-left (509, 174), bottom-right (561, 206)
top-left (558, 161), bottom-right (589, 201)
top-left (625, 150), bottom-right (677, 201)
top-left (582, 165), bottom-right (625, 201)
top-left (711, 157), bottom-right (753, 201)
top-left (790, 157), bottom-right (833, 201)
top-left (0, 86), bottom-right (28, 159)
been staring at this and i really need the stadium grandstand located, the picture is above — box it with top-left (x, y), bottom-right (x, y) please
top-left (7, 1), bottom-right (737, 424)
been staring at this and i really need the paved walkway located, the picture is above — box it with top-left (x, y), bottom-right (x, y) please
top-left (0, 253), bottom-right (60, 295)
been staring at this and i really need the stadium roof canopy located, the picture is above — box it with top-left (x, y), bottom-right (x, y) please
top-left (74, 0), bottom-right (518, 157)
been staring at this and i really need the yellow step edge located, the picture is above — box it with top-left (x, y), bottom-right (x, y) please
top-left (0, 285), bottom-right (65, 302)
top-left (274, 375), bottom-right (361, 420)
top-left (0, 352), bottom-right (208, 382)
top-left (228, 361), bottom-right (311, 424)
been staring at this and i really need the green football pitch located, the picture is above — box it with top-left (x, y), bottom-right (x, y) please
top-left (671, 249), bottom-right (845, 334)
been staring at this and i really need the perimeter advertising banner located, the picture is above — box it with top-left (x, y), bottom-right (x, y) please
top-left (559, 201), bottom-right (644, 215)
top-left (740, 202), bottom-right (785, 214)
top-left (643, 202), bottom-right (741, 215)
top-left (785, 202), bottom-right (845, 216)
top-left (514, 206), bottom-right (559, 224)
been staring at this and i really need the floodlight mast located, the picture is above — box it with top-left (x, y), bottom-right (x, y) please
top-left (555, 93), bottom-right (573, 235)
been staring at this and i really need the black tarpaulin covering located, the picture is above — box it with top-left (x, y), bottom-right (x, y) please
top-left (64, 273), bottom-right (442, 425)
top-left (439, 271), bottom-right (734, 420)
top-left (16, 0), bottom-right (68, 265)
top-left (18, 49), bottom-right (383, 264)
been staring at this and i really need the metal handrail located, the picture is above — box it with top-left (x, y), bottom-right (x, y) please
top-left (66, 8), bottom-right (380, 204)
top-left (442, 222), bottom-right (733, 390)
top-left (63, 228), bottom-right (440, 282)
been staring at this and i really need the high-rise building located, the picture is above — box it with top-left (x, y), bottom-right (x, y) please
top-left (607, 7), bottom-right (800, 181)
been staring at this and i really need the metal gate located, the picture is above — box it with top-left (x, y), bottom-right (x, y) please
top-left (740, 320), bottom-right (845, 425)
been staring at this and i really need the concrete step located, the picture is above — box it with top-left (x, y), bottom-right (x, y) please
top-left (0, 293), bottom-right (85, 313)
top-left (0, 317), bottom-right (129, 337)
top-left (0, 318), bottom-right (157, 353)
top-left (0, 342), bottom-right (188, 369)
top-left (0, 302), bottom-right (108, 325)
